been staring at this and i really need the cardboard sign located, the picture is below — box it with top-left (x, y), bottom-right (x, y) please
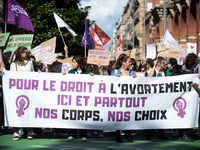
top-left (115, 49), bottom-right (135, 60)
top-left (157, 44), bottom-right (183, 58)
top-left (40, 37), bottom-right (56, 53)
top-left (0, 33), bottom-right (10, 47)
top-left (87, 50), bottom-right (111, 66)
top-left (180, 44), bottom-right (187, 55)
top-left (30, 45), bottom-right (41, 61)
top-left (38, 51), bottom-right (58, 65)
top-left (59, 58), bottom-right (73, 73)
top-left (4, 34), bottom-right (33, 53)
top-left (50, 58), bottom-right (73, 73)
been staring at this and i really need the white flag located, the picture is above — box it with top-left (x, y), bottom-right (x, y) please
top-left (162, 30), bottom-right (186, 57)
top-left (53, 13), bottom-right (77, 37)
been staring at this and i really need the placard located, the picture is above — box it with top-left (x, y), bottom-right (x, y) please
top-left (58, 58), bottom-right (73, 73)
top-left (0, 33), bottom-right (10, 47)
top-left (4, 34), bottom-right (33, 53)
top-left (157, 44), bottom-right (182, 58)
top-left (87, 50), bottom-right (111, 66)
top-left (38, 51), bottom-right (58, 65)
top-left (187, 43), bottom-right (197, 54)
top-left (30, 45), bottom-right (41, 61)
top-left (146, 44), bottom-right (156, 59)
top-left (40, 37), bottom-right (56, 53)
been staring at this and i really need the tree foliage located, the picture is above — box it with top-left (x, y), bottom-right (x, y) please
top-left (25, 0), bottom-right (92, 56)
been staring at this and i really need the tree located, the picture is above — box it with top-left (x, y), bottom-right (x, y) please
top-left (25, 0), bottom-right (92, 56)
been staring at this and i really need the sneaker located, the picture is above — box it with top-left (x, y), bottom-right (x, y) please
top-left (81, 137), bottom-right (87, 141)
top-left (98, 133), bottom-right (104, 138)
top-left (13, 133), bottom-right (20, 140)
top-left (67, 136), bottom-right (75, 141)
top-left (178, 134), bottom-right (195, 142)
top-left (18, 128), bottom-right (24, 137)
top-left (27, 132), bottom-right (33, 139)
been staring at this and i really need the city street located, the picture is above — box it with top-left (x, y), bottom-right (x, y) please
top-left (0, 129), bottom-right (200, 150)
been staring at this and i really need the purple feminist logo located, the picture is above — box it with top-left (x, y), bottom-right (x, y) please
top-left (173, 97), bottom-right (187, 118)
top-left (16, 95), bottom-right (30, 117)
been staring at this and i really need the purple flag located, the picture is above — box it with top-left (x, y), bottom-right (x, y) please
top-left (81, 18), bottom-right (95, 49)
top-left (5, 0), bottom-right (34, 33)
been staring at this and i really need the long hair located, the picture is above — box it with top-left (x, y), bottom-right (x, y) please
top-left (144, 58), bottom-right (154, 72)
top-left (12, 46), bottom-right (29, 65)
top-left (72, 55), bottom-right (86, 73)
top-left (130, 58), bottom-right (137, 71)
top-left (169, 58), bottom-right (177, 67)
top-left (113, 53), bottom-right (129, 69)
top-left (185, 53), bottom-right (197, 70)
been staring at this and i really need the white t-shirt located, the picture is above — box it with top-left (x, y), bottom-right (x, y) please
top-left (10, 60), bottom-right (34, 72)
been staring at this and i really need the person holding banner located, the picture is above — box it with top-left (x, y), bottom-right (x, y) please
top-left (145, 57), bottom-right (169, 140)
top-left (9, 46), bottom-right (34, 140)
top-left (148, 57), bottom-right (166, 77)
top-left (168, 58), bottom-right (182, 76)
top-left (65, 55), bottom-right (92, 141)
top-left (0, 50), bottom-right (5, 134)
top-left (144, 58), bottom-right (154, 77)
top-left (130, 58), bottom-right (137, 72)
top-left (171, 53), bottom-right (197, 142)
top-left (111, 53), bottom-right (136, 142)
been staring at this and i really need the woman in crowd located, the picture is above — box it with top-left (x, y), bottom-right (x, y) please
top-left (111, 53), bottom-right (136, 142)
top-left (171, 53), bottom-right (197, 142)
top-left (130, 58), bottom-right (137, 72)
top-left (66, 55), bottom-right (93, 141)
top-left (10, 46), bottom-right (34, 140)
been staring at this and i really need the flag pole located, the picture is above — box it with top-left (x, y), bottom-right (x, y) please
top-left (84, 40), bottom-right (86, 58)
top-left (5, 22), bottom-right (6, 33)
top-left (58, 27), bottom-right (68, 53)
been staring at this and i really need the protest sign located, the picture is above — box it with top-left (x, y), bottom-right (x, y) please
top-left (0, 33), bottom-right (10, 47)
top-left (157, 44), bottom-right (183, 58)
top-left (3, 70), bottom-right (199, 130)
top-left (187, 43), bottom-right (197, 54)
top-left (4, 34), bottom-right (33, 53)
top-left (41, 37), bottom-right (56, 53)
top-left (116, 49), bottom-right (135, 60)
top-left (50, 58), bottom-right (72, 73)
top-left (180, 44), bottom-right (188, 54)
top-left (38, 51), bottom-right (57, 65)
top-left (146, 44), bottom-right (156, 59)
top-left (30, 45), bottom-right (41, 61)
top-left (58, 58), bottom-right (73, 73)
top-left (87, 50), bottom-right (111, 66)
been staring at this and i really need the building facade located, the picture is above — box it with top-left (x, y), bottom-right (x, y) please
top-left (110, 0), bottom-right (200, 60)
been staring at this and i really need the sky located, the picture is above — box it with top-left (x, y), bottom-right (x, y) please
top-left (80, 0), bottom-right (129, 50)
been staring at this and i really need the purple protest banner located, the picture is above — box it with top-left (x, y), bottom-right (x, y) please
top-left (5, 0), bottom-right (34, 33)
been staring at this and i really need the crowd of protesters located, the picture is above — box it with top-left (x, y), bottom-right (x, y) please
top-left (0, 46), bottom-right (200, 143)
